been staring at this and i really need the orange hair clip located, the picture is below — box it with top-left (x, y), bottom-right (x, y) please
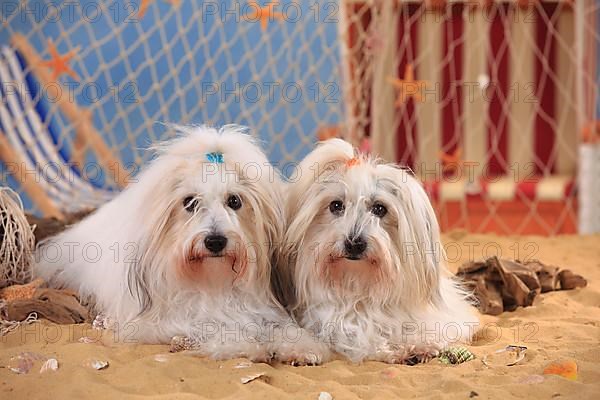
top-left (346, 157), bottom-right (361, 168)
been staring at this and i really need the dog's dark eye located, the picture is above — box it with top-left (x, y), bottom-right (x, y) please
top-left (371, 202), bottom-right (387, 218)
top-left (329, 200), bottom-right (345, 216)
top-left (227, 194), bottom-right (242, 210)
top-left (183, 196), bottom-right (199, 213)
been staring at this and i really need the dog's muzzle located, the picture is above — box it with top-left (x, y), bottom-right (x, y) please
top-left (344, 236), bottom-right (367, 260)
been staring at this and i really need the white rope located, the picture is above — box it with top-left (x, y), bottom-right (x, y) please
top-left (0, 298), bottom-right (38, 336)
top-left (0, 187), bottom-right (34, 287)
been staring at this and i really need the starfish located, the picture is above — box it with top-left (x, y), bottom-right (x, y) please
top-left (138, 0), bottom-right (181, 18)
top-left (245, 1), bottom-right (284, 31)
top-left (439, 147), bottom-right (473, 176)
top-left (0, 278), bottom-right (44, 302)
top-left (388, 64), bottom-right (428, 106)
top-left (440, 147), bottom-right (461, 166)
top-left (42, 40), bottom-right (79, 81)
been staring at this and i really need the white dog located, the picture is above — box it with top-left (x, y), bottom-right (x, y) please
top-left (34, 125), bottom-right (322, 364)
top-left (279, 139), bottom-right (479, 364)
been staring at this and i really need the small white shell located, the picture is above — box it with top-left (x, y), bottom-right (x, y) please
top-left (7, 352), bottom-right (46, 374)
top-left (40, 358), bottom-right (59, 373)
top-left (234, 361), bottom-right (252, 369)
top-left (240, 372), bottom-right (265, 384)
top-left (154, 354), bottom-right (169, 363)
top-left (78, 336), bottom-right (99, 344)
top-left (83, 358), bottom-right (109, 370)
top-left (318, 392), bottom-right (333, 400)
top-left (482, 345), bottom-right (527, 367)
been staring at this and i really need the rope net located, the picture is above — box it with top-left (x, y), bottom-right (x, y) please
top-left (0, 0), bottom-right (598, 235)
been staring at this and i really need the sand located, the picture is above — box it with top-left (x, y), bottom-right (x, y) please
top-left (1, 233), bottom-right (599, 399)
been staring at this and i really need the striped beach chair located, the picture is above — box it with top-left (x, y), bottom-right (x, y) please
top-left (0, 38), bottom-right (128, 218)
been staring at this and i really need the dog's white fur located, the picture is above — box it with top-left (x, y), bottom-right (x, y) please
top-left (34, 125), bottom-right (322, 364)
top-left (279, 139), bottom-right (479, 363)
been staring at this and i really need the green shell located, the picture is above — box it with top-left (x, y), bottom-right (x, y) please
top-left (438, 347), bottom-right (476, 365)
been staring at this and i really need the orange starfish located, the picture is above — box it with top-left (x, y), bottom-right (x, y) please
top-left (138, 0), bottom-right (180, 19)
top-left (42, 40), bottom-right (79, 81)
top-left (439, 147), bottom-right (468, 174)
top-left (245, 1), bottom-right (284, 31)
top-left (0, 278), bottom-right (44, 302)
top-left (388, 64), bottom-right (428, 106)
top-left (346, 157), bottom-right (361, 168)
top-left (317, 125), bottom-right (340, 141)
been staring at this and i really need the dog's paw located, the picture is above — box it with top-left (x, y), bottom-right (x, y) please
top-left (247, 351), bottom-right (274, 364)
top-left (402, 351), bottom-right (438, 365)
top-left (278, 351), bottom-right (323, 366)
top-left (377, 346), bottom-right (439, 365)
top-left (275, 338), bottom-right (330, 366)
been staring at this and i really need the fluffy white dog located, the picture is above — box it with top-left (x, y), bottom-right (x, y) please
top-left (279, 139), bottom-right (479, 364)
top-left (34, 125), bottom-right (321, 364)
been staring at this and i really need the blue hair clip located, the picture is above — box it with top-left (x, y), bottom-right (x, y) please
top-left (206, 151), bottom-right (224, 164)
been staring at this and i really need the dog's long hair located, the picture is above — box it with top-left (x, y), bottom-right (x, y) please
top-left (279, 139), bottom-right (478, 363)
top-left (35, 125), bottom-right (285, 344)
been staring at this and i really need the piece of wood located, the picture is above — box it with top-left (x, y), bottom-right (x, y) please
top-left (457, 257), bottom-right (587, 316)
top-left (558, 270), bottom-right (587, 290)
top-left (488, 257), bottom-right (538, 309)
top-left (473, 276), bottom-right (504, 316)
top-left (2, 287), bottom-right (89, 324)
top-left (524, 260), bottom-right (560, 293)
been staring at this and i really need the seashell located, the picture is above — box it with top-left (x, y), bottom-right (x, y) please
top-left (234, 361), bottom-right (253, 369)
top-left (318, 392), bottom-right (333, 400)
top-left (240, 372), bottom-right (266, 384)
top-left (78, 336), bottom-right (99, 344)
top-left (153, 354), bottom-right (169, 363)
top-left (169, 335), bottom-right (199, 352)
top-left (82, 358), bottom-right (109, 370)
top-left (482, 345), bottom-right (527, 367)
top-left (7, 352), bottom-right (47, 374)
top-left (543, 360), bottom-right (578, 381)
top-left (438, 347), bottom-right (475, 365)
top-left (40, 358), bottom-right (59, 373)
top-left (518, 374), bottom-right (545, 384)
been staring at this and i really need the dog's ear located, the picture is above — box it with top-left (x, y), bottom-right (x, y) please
top-left (126, 175), bottom-right (178, 316)
top-left (241, 177), bottom-right (285, 290)
top-left (386, 166), bottom-right (443, 308)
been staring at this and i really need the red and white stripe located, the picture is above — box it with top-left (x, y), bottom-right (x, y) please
top-left (424, 175), bottom-right (575, 202)
top-left (343, 1), bottom-right (582, 202)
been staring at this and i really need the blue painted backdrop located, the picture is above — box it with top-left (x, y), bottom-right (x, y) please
top-left (0, 0), bottom-right (342, 213)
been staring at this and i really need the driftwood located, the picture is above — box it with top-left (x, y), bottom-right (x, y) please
top-left (457, 257), bottom-right (587, 315)
top-left (0, 212), bottom-right (93, 328)
top-left (2, 288), bottom-right (90, 324)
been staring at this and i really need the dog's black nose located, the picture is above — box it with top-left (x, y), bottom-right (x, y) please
top-left (204, 235), bottom-right (228, 254)
top-left (344, 237), bottom-right (367, 259)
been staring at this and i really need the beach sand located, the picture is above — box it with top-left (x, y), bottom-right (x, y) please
top-left (1, 233), bottom-right (599, 399)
